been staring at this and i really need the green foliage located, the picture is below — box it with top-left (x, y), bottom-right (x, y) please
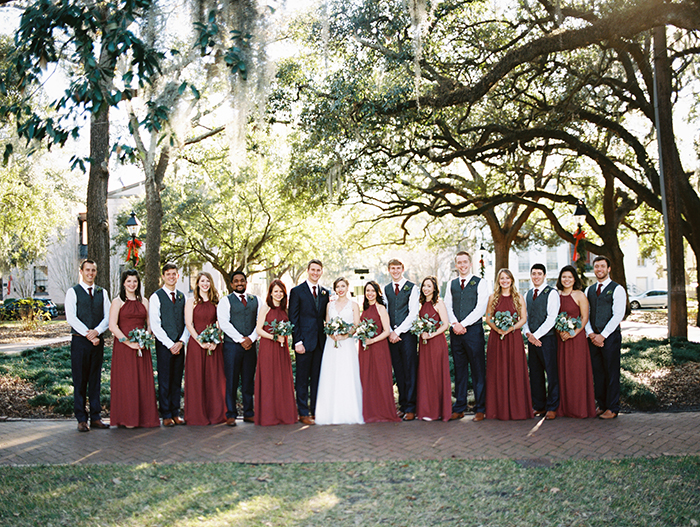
top-left (0, 344), bottom-right (112, 415)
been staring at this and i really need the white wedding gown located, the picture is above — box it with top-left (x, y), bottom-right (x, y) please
top-left (315, 300), bottom-right (364, 425)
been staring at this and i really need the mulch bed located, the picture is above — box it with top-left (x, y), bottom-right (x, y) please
top-left (629, 362), bottom-right (700, 412)
top-left (0, 375), bottom-right (65, 419)
top-left (0, 320), bottom-right (71, 344)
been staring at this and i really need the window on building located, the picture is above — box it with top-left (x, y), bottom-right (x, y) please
top-left (637, 256), bottom-right (646, 267)
top-left (546, 249), bottom-right (558, 272)
top-left (518, 279), bottom-right (531, 293)
top-left (518, 255), bottom-right (529, 273)
top-left (34, 266), bottom-right (49, 295)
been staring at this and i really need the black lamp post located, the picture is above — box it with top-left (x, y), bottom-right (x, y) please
top-left (572, 200), bottom-right (587, 265)
top-left (125, 212), bottom-right (142, 266)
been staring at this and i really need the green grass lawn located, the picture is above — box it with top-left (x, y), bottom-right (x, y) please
top-left (0, 457), bottom-right (698, 526)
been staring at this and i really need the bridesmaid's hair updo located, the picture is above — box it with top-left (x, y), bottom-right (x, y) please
top-left (266, 279), bottom-right (288, 310)
top-left (419, 276), bottom-right (440, 305)
top-left (333, 277), bottom-right (349, 291)
top-left (119, 269), bottom-right (143, 303)
top-left (556, 265), bottom-right (583, 291)
top-left (490, 268), bottom-right (522, 314)
top-left (363, 281), bottom-right (385, 311)
top-left (194, 271), bottom-right (220, 305)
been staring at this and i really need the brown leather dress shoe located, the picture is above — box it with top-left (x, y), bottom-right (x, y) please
top-left (90, 419), bottom-right (109, 429)
top-left (172, 416), bottom-right (186, 425)
top-left (403, 412), bottom-right (416, 421)
top-left (449, 412), bottom-right (464, 421)
top-left (545, 411), bottom-right (556, 420)
top-left (599, 410), bottom-right (618, 419)
top-left (243, 416), bottom-right (254, 423)
top-left (534, 409), bottom-right (546, 417)
top-left (77, 422), bottom-right (90, 432)
top-left (226, 417), bottom-right (237, 426)
top-left (298, 416), bottom-right (315, 425)
top-left (162, 418), bottom-right (175, 427)
top-left (595, 407), bottom-right (604, 417)
top-left (472, 412), bottom-right (485, 422)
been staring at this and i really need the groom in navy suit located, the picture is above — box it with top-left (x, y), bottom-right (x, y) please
top-left (289, 259), bottom-right (329, 425)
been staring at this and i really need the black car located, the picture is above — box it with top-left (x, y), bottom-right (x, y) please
top-left (0, 298), bottom-right (58, 320)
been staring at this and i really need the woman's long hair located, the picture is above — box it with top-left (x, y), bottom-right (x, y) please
top-left (193, 272), bottom-right (220, 305)
top-left (556, 265), bottom-right (583, 291)
top-left (419, 276), bottom-right (440, 306)
top-left (266, 279), bottom-right (288, 310)
top-left (119, 269), bottom-right (142, 302)
top-left (490, 268), bottom-right (521, 314)
top-left (363, 281), bottom-right (385, 311)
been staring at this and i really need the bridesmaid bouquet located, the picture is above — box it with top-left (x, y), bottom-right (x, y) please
top-left (353, 319), bottom-right (378, 349)
top-left (198, 324), bottom-right (224, 355)
top-left (324, 317), bottom-right (354, 348)
top-left (127, 327), bottom-right (155, 357)
top-left (409, 314), bottom-right (439, 344)
top-left (264, 319), bottom-right (294, 347)
top-left (493, 311), bottom-right (518, 340)
top-left (554, 312), bottom-right (582, 336)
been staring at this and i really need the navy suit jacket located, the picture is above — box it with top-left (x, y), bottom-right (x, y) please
top-left (289, 282), bottom-right (330, 351)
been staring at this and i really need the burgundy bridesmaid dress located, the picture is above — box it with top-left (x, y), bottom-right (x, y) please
top-left (415, 302), bottom-right (452, 422)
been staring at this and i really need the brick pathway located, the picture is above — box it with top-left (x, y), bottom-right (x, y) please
top-left (1, 412), bottom-right (698, 466)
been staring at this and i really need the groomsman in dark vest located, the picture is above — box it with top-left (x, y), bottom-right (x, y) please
top-left (217, 271), bottom-right (261, 426)
top-left (384, 259), bottom-right (420, 421)
top-left (65, 259), bottom-right (110, 432)
top-left (585, 256), bottom-right (626, 419)
top-left (289, 259), bottom-right (330, 425)
top-left (523, 263), bottom-right (561, 420)
top-left (444, 251), bottom-right (489, 422)
top-left (149, 263), bottom-right (189, 426)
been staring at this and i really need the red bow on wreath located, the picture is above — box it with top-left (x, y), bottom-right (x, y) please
top-left (573, 229), bottom-right (586, 262)
top-left (126, 238), bottom-right (143, 265)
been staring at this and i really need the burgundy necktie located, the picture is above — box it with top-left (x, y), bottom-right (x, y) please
top-left (394, 283), bottom-right (400, 295)
top-left (460, 279), bottom-right (465, 290)
top-left (240, 294), bottom-right (247, 307)
top-left (533, 288), bottom-right (538, 300)
top-left (88, 286), bottom-right (93, 298)
top-left (171, 292), bottom-right (176, 304)
top-left (312, 286), bottom-right (317, 299)
top-left (597, 283), bottom-right (602, 297)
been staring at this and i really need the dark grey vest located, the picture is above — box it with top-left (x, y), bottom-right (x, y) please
top-left (385, 281), bottom-right (415, 329)
top-left (155, 288), bottom-right (186, 342)
top-left (224, 293), bottom-right (259, 343)
top-left (587, 281), bottom-right (620, 334)
top-left (450, 276), bottom-right (480, 325)
top-left (526, 286), bottom-right (555, 337)
top-left (71, 284), bottom-right (104, 335)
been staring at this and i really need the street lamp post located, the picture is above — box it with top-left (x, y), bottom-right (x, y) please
top-left (125, 212), bottom-right (142, 266)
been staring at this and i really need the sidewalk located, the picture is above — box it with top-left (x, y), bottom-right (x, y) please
top-left (0, 336), bottom-right (71, 355)
top-left (1, 412), bottom-right (699, 466)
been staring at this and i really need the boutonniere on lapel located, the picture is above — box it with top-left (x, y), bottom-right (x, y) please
top-left (321, 290), bottom-right (327, 296)
top-left (606, 290), bottom-right (612, 296)
top-left (468, 280), bottom-right (476, 287)
top-left (94, 286), bottom-right (102, 293)
top-left (543, 286), bottom-right (550, 294)
top-left (246, 294), bottom-right (253, 302)
top-left (403, 285), bottom-right (411, 292)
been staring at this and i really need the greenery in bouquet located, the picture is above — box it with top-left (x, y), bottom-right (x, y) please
top-left (554, 312), bottom-right (582, 336)
top-left (198, 324), bottom-right (224, 355)
top-left (324, 317), bottom-right (354, 348)
top-left (492, 311), bottom-right (518, 340)
top-left (410, 314), bottom-right (439, 344)
top-left (264, 319), bottom-right (294, 347)
top-left (128, 327), bottom-right (155, 357)
top-left (354, 318), bottom-right (378, 349)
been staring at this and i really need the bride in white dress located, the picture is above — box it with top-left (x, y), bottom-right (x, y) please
top-left (315, 277), bottom-right (364, 425)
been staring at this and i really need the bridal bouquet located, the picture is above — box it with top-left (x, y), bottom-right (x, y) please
top-left (554, 312), bottom-right (582, 336)
top-left (128, 327), bottom-right (155, 357)
top-left (264, 319), bottom-right (295, 347)
top-left (354, 319), bottom-right (378, 349)
top-left (492, 311), bottom-right (518, 340)
top-left (198, 324), bottom-right (224, 355)
top-left (324, 317), bottom-right (354, 348)
top-left (410, 314), bottom-right (439, 344)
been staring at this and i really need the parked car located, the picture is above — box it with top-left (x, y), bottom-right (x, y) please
top-left (628, 290), bottom-right (668, 309)
top-left (0, 298), bottom-right (58, 320)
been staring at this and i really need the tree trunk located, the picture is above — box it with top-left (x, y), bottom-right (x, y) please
top-left (143, 148), bottom-right (170, 298)
top-left (654, 25), bottom-right (688, 338)
top-left (87, 103), bottom-right (110, 290)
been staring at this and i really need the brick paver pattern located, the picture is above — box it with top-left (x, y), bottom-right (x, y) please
top-left (1, 412), bottom-right (699, 466)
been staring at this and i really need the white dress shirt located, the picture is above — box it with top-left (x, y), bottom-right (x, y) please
top-left (444, 273), bottom-right (489, 327)
top-left (217, 292), bottom-right (262, 343)
top-left (522, 285), bottom-right (561, 339)
top-left (64, 281), bottom-right (110, 336)
top-left (149, 286), bottom-right (189, 348)
top-left (389, 277), bottom-right (421, 335)
top-left (585, 278), bottom-right (627, 338)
